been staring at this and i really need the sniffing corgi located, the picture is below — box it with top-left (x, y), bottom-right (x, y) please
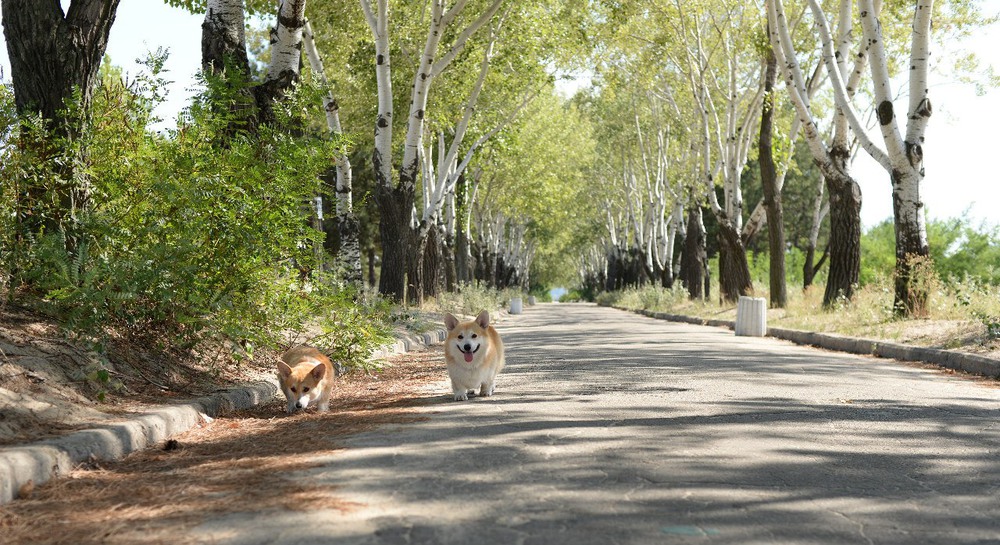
top-left (277, 345), bottom-right (334, 413)
top-left (444, 310), bottom-right (505, 401)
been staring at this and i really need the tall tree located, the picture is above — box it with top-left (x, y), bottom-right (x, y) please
top-left (758, 44), bottom-right (787, 308)
top-left (359, 0), bottom-right (504, 301)
top-left (2, 0), bottom-right (122, 233)
top-left (856, 0), bottom-right (931, 315)
top-left (302, 19), bottom-right (362, 283)
top-left (769, 0), bottom-right (865, 307)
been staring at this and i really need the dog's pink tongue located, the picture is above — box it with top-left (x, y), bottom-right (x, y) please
top-left (464, 352), bottom-right (474, 363)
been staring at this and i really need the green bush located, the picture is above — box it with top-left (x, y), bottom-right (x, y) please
top-left (0, 52), bottom-right (391, 370)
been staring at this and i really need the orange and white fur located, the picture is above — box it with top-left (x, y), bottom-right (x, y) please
top-left (444, 310), bottom-right (505, 401)
top-left (277, 345), bottom-right (334, 413)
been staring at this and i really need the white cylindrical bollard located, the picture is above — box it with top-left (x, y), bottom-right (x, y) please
top-left (527, 295), bottom-right (537, 306)
top-left (735, 296), bottom-right (767, 337)
top-left (510, 297), bottom-right (523, 315)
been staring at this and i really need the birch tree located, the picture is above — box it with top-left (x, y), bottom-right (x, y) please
top-left (799, 0), bottom-right (946, 314)
top-left (201, 0), bottom-right (251, 77)
top-left (768, 0), bottom-right (868, 306)
top-left (854, 0), bottom-right (931, 314)
top-left (359, 0), bottom-right (504, 301)
top-left (758, 44), bottom-right (787, 307)
top-left (302, 19), bottom-right (362, 283)
top-left (672, 1), bottom-right (765, 303)
top-left (255, 0), bottom-right (308, 125)
top-left (200, 0), bottom-right (308, 129)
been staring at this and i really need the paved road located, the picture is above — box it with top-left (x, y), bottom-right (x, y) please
top-left (193, 303), bottom-right (1000, 545)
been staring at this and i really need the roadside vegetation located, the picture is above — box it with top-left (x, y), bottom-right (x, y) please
top-left (588, 219), bottom-right (1000, 354)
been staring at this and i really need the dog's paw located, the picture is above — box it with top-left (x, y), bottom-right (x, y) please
top-left (453, 392), bottom-right (469, 401)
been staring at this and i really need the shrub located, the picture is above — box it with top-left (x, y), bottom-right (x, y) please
top-left (0, 52), bottom-right (390, 368)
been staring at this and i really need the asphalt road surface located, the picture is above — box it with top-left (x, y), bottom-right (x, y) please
top-left (193, 303), bottom-right (1000, 545)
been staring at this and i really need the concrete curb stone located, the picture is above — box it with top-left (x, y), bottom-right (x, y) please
top-left (621, 305), bottom-right (1000, 380)
top-left (0, 380), bottom-right (279, 504)
top-left (0, 327), bottom-right (450, 505)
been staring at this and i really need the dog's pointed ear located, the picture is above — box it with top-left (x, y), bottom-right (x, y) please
top-left (277, 361), bottom-right (293, 378)
top-left (476, 310), bottom-right (490, 329)
top-left (444, 313), bottom-right (459, 331)
top-left (311, 362), bottom-right (326, 380)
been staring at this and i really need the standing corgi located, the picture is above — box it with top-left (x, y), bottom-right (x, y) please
top-left (444, 310), bottom-right (505, 401)
top-left (277, 345), bottom-right (334, 414)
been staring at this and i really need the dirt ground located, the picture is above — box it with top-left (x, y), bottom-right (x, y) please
top-left (0, 335), bottom-right (449, 545)
top-left (0, 305), bottom-right (285, 447)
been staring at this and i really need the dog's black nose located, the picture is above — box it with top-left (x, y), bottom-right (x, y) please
top-left (463, 343), bottom-right (471, 352)
top-left (295, 402), bottom-right (302, 409)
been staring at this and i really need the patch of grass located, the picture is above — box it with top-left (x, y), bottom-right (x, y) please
top-left (604, 276), bottom-right (1000, 351)
top-left (430, 283), bottom-right (522, 319)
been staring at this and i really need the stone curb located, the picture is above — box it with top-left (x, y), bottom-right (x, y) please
top-left (0, 380), bottom-right (278, 505)
top-left (625, 307), bottom-right (1000, 380)
top-left (371, 329), bottom-right (447, 360)
top-left (0, 326), bottom-right (452, 506)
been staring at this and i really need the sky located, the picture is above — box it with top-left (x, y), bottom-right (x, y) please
top-left (1, 1), bottom-right (998, 231)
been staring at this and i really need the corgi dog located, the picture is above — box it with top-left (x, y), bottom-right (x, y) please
top-left (444, 310), bottom-right (505, 401)
top-left (277, 345), bottom-right (334, 414)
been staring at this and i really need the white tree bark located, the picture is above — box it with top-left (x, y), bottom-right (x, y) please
top-left (361, 0), bottom-right (394, 191)
top-left (302, 19), bottom-right (362, 283)
top-left (810, 0), bottom-right (933, 311)
top-left (266, 0), bottom-right (307, 85)
top-left (807, 0), bottom-right (890, 168)
top-left (202, 0), bottom-right (248, 74)
top-left (398, 0), bottom-right (505, 194)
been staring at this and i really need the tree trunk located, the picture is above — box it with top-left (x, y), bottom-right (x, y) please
top-left (891, 168), bottom-right (931, 315)
top-left (3, 0), bottom-right (121, 234)
top-left (200, 0), bottom-right (260, 132)
top-left (803, 173), bottom-right (827, 290)
top-left (443, 228), bottom-right (457, 292)
top-left (454, 173), bottom-right (473, 284)
top-left (375, 184), bottom-right (412, 301)
top-left (716, 218), bottom-right (753, 304)
top-left (822, 148), bottom-right (862, 307)
top-left (456, 229), bottom-right (471, 284)
top-left (303, 19), bottom-right (361, 284)
top-left (201, 0), bottom-right (250, 76)
top-left (759, 46), bottom-right (787, 308)
top-left (422, 225), bottom-right (443, 300)
top-left (407, 228), bottom-right (426, 306)
top-left (681, 207), bottom-right (707, 300)
top-left (3, 0), bottom-right (119, 125)
top-left (253, 0), bottom-right (306, 126)
top-left (848, 0), bottom-right (932, 316)
top-left (367, 246), bottom-right (377, 288)
top-left (365, 0), bottom-right (402, 298)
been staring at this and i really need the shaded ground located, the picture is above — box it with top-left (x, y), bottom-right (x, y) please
top-left (0, 348), bottom-right (447, 545)
top-left (171, 304), bottom-right (1000, 545)
top-left (0, 305), bottom-right (275, 446)
top-left (1, 300), bottom-right (996, 450)
top-left (1, 304), bottom-right (999, 544)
